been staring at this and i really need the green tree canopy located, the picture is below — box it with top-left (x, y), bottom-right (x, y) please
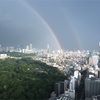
top-left (0, 58), bottom-right (66, 99)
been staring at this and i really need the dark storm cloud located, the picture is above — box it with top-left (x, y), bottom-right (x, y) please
top-left (0, 0), bottom-right (100, 50)
top-left (0, 0), bottom-right (58, 49)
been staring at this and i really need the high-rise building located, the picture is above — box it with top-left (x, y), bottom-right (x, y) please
top-left (92, 55), bottom-right (99, 68)
top-left (99, 42), bottom-right (100, 47)
top-left (85, 77), bottom-right (100, 99)
top-left (98, 71), bottom-right (100, 78)
top-left (26, 45), bottom-right (29, 51)
top-left (68, 76), bottom-right (75, 99)
top-left (97, 42), bottom-right (100, 78)
top-left (88, 55), bottom-right (99, 69)
top-left (47, 44), bottom-right (50, 53)
top-left (54, 82), bottom-right (60, 97)
top-left (69, 76), bottom-right (75, 90)
top-left (29, 43), bottom-right (32, 50)
top-left (0, 44), bottom-right (2, 52)
top-left (60, 81), bottom-right (68, 94)
top-left (54, 81), bottom-right (68, 97)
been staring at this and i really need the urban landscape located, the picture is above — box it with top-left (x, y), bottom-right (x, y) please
top-left (0, 0), bottom-right (100, 100)
top-left (0, 43), bottom-right (100, 100)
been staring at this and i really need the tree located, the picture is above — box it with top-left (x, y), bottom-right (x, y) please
top-left (0, 58), bottom-right (66, 99)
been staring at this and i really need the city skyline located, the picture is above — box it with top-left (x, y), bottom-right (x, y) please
top-left (0, 0), bottom-right (100, 50)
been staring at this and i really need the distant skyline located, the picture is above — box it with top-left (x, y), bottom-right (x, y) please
top-left (0, 0), bottom-right (100, 50)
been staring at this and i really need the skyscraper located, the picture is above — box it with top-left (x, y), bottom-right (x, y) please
top-left (29, 43), bottom-right (32, 50)
top-left (0, 44), bottom-right (2, 52)
top-left (54, 81), bottom-right (68, 97)
top-left (85, 77), bottom-right (100, 99)
top-left (54, 82), bottom-right (60, 97)
top-left (47, 44), bottom-right (50, 53)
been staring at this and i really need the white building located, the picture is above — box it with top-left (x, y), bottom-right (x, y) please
top-left (0, 54), bottom-right (8, 59)
top-left (92, 55), bottom-right (99, 67)
top-left (69, 76), bottom-right (75, 99)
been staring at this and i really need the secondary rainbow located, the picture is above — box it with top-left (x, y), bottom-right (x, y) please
top-left (59, 5), bottom-right (83, 50)
top-left (21, 0), bottom-right (82, 50)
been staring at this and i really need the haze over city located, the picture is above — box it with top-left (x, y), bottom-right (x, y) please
top-left (1, 1), bottom-right (100, 100)
top-left (0, 0), bottom-right (100, 50)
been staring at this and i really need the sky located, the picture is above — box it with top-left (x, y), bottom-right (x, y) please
top-left (0, 0), bottom-right (100, 50)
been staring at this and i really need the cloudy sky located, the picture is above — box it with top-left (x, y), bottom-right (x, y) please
top-left (0, 0), bottom-right (100, 50)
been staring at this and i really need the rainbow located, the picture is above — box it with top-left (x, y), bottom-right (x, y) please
top-left (21, 0), bottom-right (62, 50)
top-left (21, 0), bottom-right (82, 50)
top-left (59, 5), bottom-right (83, 50)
